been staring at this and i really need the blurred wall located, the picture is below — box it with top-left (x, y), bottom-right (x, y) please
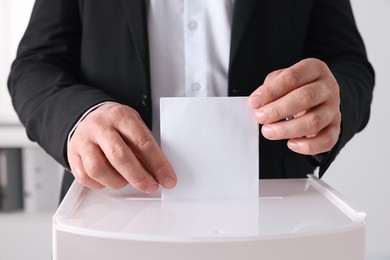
top-left (323, 0), bottom-right (390, 259)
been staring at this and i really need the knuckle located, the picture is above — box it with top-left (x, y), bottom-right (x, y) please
top-left (265, 70), bottom-right (280, 83)
top-left (84, 160), bottom-right (102, 179)
top-left (265, 72), bottom-right (274, 82)
top-left (298, 87), bottom-right (315, 107)
top-left (72, 168), bottom-right (105, 190)
top-left (308, 114), bottom-right (322, 133)
top-left (266, 85), bottom-right (278, 100)
top-left (111, 105), bottom-right (139, 127)
top-left (108, 145), bottom-right (128, 163)
top-left (323, 81), bottom-right (334, 97)
top-left (314, 58), bottom-right (327, 70)
top-left (83, 110), bottom-right (106, 128)
top-left (308, 58), bottom-right (327, 74)
top-left (110, 104), bottom-right (128, 119)
top-left (322, 134), bottom-right (336, 151)
top-left (268, 106), bottom-right (282, 120)
top-left (284, 69), bottom-right (300, 87)
top-left (89, 114), bottom-right (105, 126)
top-left (87, 166), bottom-right (102, 179)
top-left (329, 83), bottom-right (340, 101)
top-left (112, 105), bottom-right (140, 120)
top-left (129, 175), bottom-right (149, 189)
top-left (75, 172), bottom-right (90, 186)
top-left (154, 162), bottom-right (170, 178)
top-left (136, 135), bottom-right (154, 150)
top-left (264, 81), bottom-right (282, 101)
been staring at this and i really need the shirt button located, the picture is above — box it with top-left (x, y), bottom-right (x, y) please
top-left (191, 82), bottom-right (201, 92)
top-left (188, 20), bottom-right (198, 31)
top-left (141, 94), bottom-right (148, 106)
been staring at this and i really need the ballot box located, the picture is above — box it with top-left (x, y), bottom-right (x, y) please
top-left (53, 175), bottom-right (366, 260)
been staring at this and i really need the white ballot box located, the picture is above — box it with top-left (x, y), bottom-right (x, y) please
top-left (53, 175), bottom-right (366, 260)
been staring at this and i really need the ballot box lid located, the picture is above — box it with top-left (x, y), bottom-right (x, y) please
top-left (53, 175), bottom-right (366, 242)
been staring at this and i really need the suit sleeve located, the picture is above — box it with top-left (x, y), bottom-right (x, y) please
top-left (304, 0), bottom-right (375, 177)
top-left (8, 0), bottom-right (116, 169)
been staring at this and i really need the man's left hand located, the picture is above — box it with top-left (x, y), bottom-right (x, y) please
top-left (248, 58), bottom-right (341, 155)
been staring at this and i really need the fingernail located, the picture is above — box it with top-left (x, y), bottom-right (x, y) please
top-left (162, 176), bottom-right (176, 189)
top-left (262, 125), bottom-right (273, 138)
top-left (145, 184), bottom-right (159, 194)
top-left (249, 95), bottom-right (262, 108)
top-left (288, 140), bottom-right (299, 151)
top-left (256, 111), bottom-right (266, 124)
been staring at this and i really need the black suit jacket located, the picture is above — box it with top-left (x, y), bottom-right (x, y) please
top-left (8, 0), bottom-right (374, 188)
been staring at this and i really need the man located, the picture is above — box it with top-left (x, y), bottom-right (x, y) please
top-left (8, 0), bottom-right (374, 196)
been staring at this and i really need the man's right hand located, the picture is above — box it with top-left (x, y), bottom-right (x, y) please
top-left (67, 103), bottom-right (177, 193)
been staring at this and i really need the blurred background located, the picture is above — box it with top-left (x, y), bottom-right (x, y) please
top-left (323, 1), bottom-right (390, 259)
top-left (0, 0), bottom-right (389, 259)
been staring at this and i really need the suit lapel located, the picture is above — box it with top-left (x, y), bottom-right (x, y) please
top-left (120, 0), bottom-right (150, 83)
top-left (230, 0), bottom-right (257, 67)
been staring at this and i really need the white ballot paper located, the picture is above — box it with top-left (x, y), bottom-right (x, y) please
top-left (160, 97), bottom-right (259, 200)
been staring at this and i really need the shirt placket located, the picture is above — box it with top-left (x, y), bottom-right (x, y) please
top-left (184, 0), bottom-right (207, 97)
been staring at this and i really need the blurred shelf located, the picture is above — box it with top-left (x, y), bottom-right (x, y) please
top-left (0, 109), bottom-right (20, 124)
top-left (0, 125), bottom-right (37, 147)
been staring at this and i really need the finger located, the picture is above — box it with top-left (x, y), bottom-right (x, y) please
top-left (255, 82), bottom-right (329, 124)
top-left (261, 104), bottom-right (334, 140)
top-left (248, 69), bottom-right (284, 109)
top-left (250, 59), bottom-right (324, 108)
top-left (119, 117), bottom-right (177, 189)
top-left (97, 129), bottom-right (160, 193)
top-left (287, 123), bottom-right (340, 155)
top-left (80, 142), bottom-right (128, 190)
top-left (264, 69), bottom-right (286, 84)
top-left (68, 153), bottom-right (105, 190)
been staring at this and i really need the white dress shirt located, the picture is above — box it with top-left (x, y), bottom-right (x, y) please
top-left (69, 1), bottom-right (233, 145)
top-left (147, 0), bottom-right (233, 143)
